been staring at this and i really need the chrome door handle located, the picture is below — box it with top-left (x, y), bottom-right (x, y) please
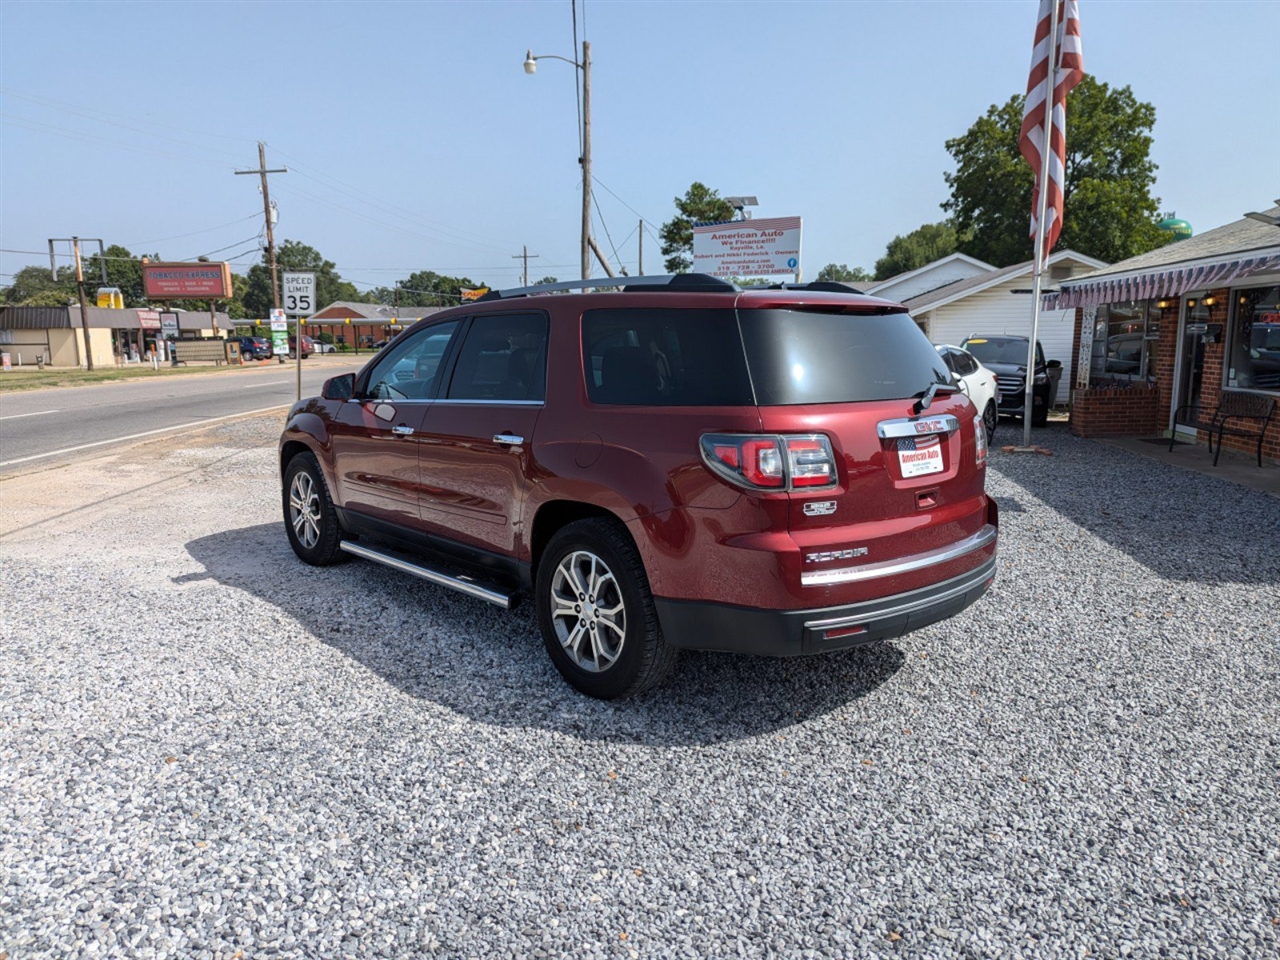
top-left (493, 434), bottom-right (524, 445)
top-left (391, 425), bottom-right (415, 436)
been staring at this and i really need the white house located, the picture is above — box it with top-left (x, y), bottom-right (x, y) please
top-left (864, 252), bottom-right (996, 303)
top-left (872, 250), bottom-right (1108, 404)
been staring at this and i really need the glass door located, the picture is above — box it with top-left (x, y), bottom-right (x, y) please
top-left (1172, 296), bottom-right (1208, 437)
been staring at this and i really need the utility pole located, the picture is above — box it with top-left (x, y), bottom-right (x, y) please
top-left (48, 237), bottom-right (104, 370)
top-left (511, 245), bottom-right (540, 286)
top-left (235, 142), bottom-right (287, 312)
top-left (580, 40), bottom-right (592, 282)
top-left (638, 220), bottom-right (643, 276)
top-left (71, 239), bottom-right (94, 371)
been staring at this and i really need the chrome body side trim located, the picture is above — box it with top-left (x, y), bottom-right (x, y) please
top-left (338, 541), bottom-right (515, 608)
top-left (803, 559), bottom-right (995, 630)
top-left (800, 524), bottom-right (997, 587)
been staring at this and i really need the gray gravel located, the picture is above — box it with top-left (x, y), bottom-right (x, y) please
top-left (1, 419), bottom-right (1278, 959)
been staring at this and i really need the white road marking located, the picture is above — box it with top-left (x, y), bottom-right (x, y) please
top-left (242, 380), bottom-right (292, 388)
top-left (0, 404), bottom-right (289, 468)
top-left (0, 409), bottom-right (59, 421)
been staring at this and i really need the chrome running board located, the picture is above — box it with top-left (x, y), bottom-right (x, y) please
top-left (339, 541), bottom-right (516, 609)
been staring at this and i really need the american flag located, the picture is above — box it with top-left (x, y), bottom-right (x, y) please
top-left (1019, 0), bottom-right (1084, 261)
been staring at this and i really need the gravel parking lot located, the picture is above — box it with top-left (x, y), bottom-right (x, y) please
top-left (1, 417), bottom-right (1277, 959)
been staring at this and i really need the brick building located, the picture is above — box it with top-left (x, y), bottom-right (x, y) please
top-left (1054, 204), bottom-right (1280, 464)
top-left (300, 301), bottom-right (444, 357)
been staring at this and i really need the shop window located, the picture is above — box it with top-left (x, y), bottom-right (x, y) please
top-left (1227, 285), bottom-right (1280, 392)
top-left (1090, 300), bottom-right (1159, 381)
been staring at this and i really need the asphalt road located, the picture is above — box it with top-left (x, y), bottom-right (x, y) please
top-left (0, 356), bottom-right (361, 470)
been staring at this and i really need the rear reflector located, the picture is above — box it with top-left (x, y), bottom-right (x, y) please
top-left (824, 624), bottom-right (867, 640)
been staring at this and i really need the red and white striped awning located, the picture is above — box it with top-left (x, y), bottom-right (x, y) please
top-left (1051, 251), bottom-right (1280, 309)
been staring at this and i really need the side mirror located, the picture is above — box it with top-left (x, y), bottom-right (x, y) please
top-left (322, 373), bottom-right (356, 400)
top-left (1046, 359), bottom-right (1062, 369)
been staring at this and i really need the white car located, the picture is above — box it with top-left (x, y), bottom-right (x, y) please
top-left (314, 341), bottom-right (337, 354)
top-left (935, 343), bottom-right (1000, 440)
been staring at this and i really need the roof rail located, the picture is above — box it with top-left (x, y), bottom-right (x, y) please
top-left (477, 273), bottom-right (737, 301)
top-left (763, 281), bottom-right (877, 294)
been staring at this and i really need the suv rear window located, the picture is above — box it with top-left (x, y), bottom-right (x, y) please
top-left (738, 309), bottom-right (950, 405)
top-left (583, 308), bottom-right (753, 406)
top-left (964, 338), bottom-right (1044, 366)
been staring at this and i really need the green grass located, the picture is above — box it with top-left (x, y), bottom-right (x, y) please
top-left (0, 363), bottom-right (255, 393)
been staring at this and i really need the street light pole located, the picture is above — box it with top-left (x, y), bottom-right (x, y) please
top-left (580, 40), bottom-right (591, 283)
top-left (524, 42), bottom-right (593, 282)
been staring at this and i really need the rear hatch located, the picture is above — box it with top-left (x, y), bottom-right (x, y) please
top-left (736, 304), bottom-right (992, 595)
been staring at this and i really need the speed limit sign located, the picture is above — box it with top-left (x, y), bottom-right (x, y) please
top-left (282, 272), bottom-right (316, 316)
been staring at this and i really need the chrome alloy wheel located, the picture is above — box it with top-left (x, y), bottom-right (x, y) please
top-left (289, 471), bottom-right (322, 550)
top-left (550, 550), bottom-right (626, 672)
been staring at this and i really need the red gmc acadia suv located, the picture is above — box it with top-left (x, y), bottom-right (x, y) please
top-left (279, 275), bottom-right (998, 699)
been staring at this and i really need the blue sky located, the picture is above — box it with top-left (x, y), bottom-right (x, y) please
top-left (1, 0), bottom-right (1277, 296)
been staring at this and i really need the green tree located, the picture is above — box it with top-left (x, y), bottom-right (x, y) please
top-left (943, 75), bottom-right (1170, 267)
top-left (393, 271), bottom-right (483, 308)
top-left (815, 263), bottom-right (873, 283)
top-left (1, 264), bottom-right (76, 306)
top-left (659, 182), bottom-right (736, 273)
top-left (241, 240), bottom-right (365, 318)
top-left (534, 276), bottom-right (559, 286)
top-left (83, 245), bottom-right (154, 307)
top-left (873, 222), bottom-right (966, 279)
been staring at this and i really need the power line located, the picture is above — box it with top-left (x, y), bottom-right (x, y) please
top-left (125, 213), bottom-right (262, 249)
top-left (592, 193), bottom-right (625, 275)
top-left (184, 235), bottom-right (263, 261)
top-left (271, 181), bottom-right (509, 253)
top-left (267, 146), bottom-right (509, 251)
top-left (0, 88), bottom-right (248, 162)
top-left (592, 175), bottom-right (658, 227)
top-left (0, 113), bottom-right (230, 169)
top-left (0, 86), bottom-right (259, 147)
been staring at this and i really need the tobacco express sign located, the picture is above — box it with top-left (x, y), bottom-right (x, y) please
top-left (692, 216), bottom-right (802, 278)
top-left (281, 272), bottom-right (316, 316)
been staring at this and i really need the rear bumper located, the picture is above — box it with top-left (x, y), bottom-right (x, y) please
top-left (654, 555), bottom-right (997, 657)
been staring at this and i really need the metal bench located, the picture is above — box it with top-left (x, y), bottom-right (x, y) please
top-left (1169, 391), bottom-right (1275, 466)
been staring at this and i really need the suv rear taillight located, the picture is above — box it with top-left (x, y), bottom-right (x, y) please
top-left (701, 434), bottom-right (837, 492)
top-left (975, 417), bottom-right (988, 467)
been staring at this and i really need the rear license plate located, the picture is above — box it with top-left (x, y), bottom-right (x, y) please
top-left (897, 435), bottom-right (944, 477)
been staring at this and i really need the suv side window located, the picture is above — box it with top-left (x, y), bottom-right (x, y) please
top-left (582, 308), bottom-right (753, 406)
top-left (445, 313), bottom-right (548, 402)
top-left (956, 350), bottom-right (979, 377)
top-left (364, 321), bottom-right (460, 400)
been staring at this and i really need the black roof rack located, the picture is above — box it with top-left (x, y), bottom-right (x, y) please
top-left (760, 281), bottom-right (877, 295)
top-left (477, 273), bottom-right (738, 301)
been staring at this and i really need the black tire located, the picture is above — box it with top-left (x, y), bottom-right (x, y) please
top-left (1031, 402), bottom-right (1049, 428)
top-left (982, 400), bottom-right (998, 442)
top-left (283, 452), bottom-right (346, 566)
top-left (535, 518), bottom-right (677, 700)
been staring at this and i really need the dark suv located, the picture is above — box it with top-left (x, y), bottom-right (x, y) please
top-left (279, 276), bottom-right (998, 698)
top-left (960, 335), bottom-right (1057, 428)
top-left (239, 336), bottom-right (273, 360)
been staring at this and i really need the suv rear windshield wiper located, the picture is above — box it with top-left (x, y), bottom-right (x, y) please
top-left (913, 380), bottom-right (960, 414)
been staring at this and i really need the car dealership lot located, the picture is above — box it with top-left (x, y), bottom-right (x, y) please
top-left (1, 418), bottom-right (1277, 959)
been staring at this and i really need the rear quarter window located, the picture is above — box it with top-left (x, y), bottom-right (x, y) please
top-left (738, 309), bottom-right (950, 404)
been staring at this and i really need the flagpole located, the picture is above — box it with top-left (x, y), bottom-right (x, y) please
top-left (1022, 0), bottom-right (1061, 449)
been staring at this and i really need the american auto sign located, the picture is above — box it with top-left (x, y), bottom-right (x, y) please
top-left (141, 261), bottom-right (234, 299)
top-left (692, 216), bottom-right (802, 278)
